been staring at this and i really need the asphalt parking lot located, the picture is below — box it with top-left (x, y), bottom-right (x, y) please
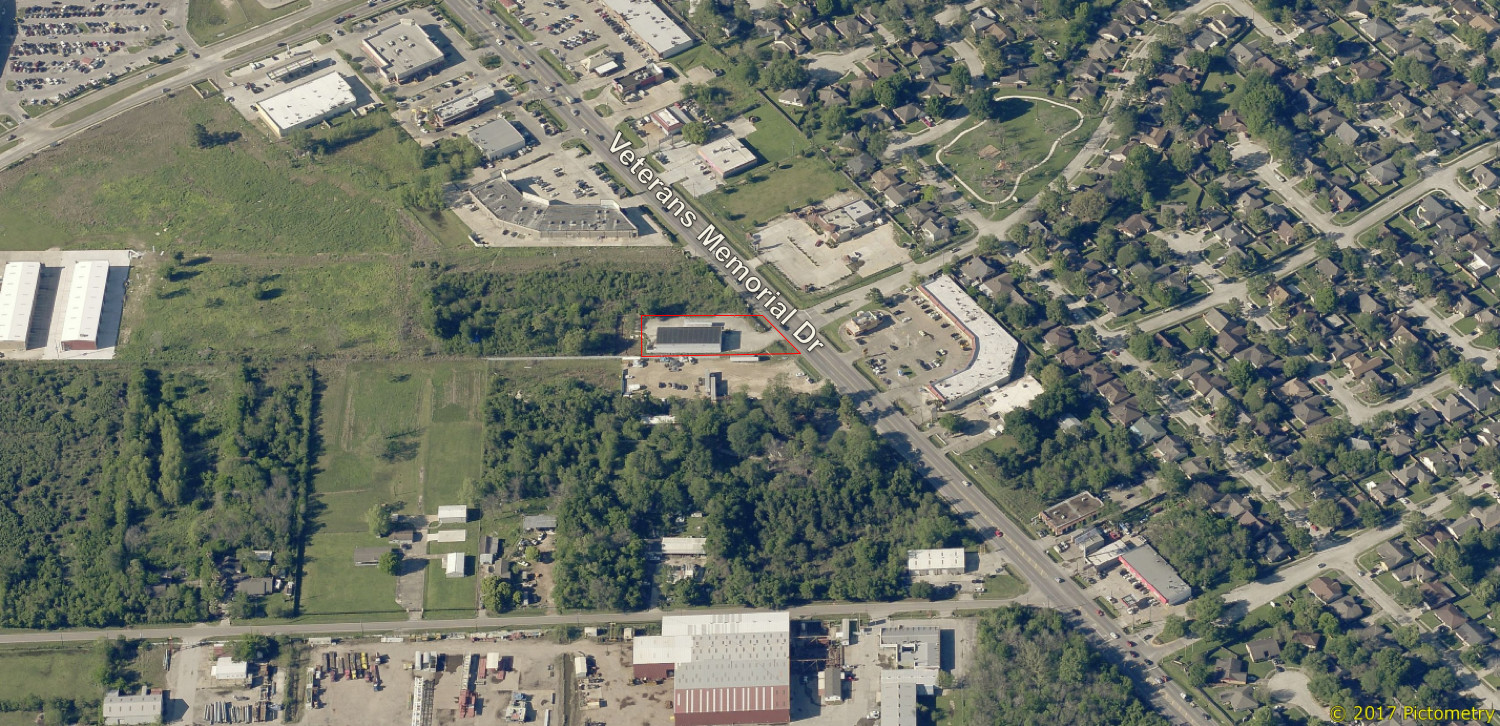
top-left (4, 0), bottom-right (187, 116)
top-left (852, 292), bottom-right (972, 408)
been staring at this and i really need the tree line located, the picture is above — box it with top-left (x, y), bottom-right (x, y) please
top-left (423, 258), bottom-right (745, 356)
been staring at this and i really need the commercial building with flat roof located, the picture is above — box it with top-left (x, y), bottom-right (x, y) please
top-left (632, 613), bottom-right (790, 726)
top-left (1118, 543), bottom-right (1192, 605)
top-left (1039, 491), bottom-right (1104, 534)
top-left (254, 72), bottom-right (358, 138)
top-left (213, 657), bottom-right (249, 681)
top-left (60, 260), bottom-right (108, 351)
top-left (661, 537), bottom-right (708, 556)
top-left (919, 276), bottom-right (1020, 408)
top-left (363, 19), bottom-right (445, 84)
top-left (430, 87), bottom-right (495, 128)
top-left (103, 689), bottom-right (164, 725)
top-left (906, 548), bottom-right (965, 576)
top-left (468, 176), bottom-right (638, 240)
top-left (0, 260), bottom-right (41, 351)
top-left (468, 118), bottom-right (528, 160)
top-left (879, 626), bottom-right (941, 669)
top-left (600, 0), bottom-right (695, 58)
top-left (697, 137), bottom-right (759, 178)
top-left (653, 323), bottom-right (725, 355)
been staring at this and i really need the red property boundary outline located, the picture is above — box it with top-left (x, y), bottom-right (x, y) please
top-left (639, 314), bottom-right (803, 357)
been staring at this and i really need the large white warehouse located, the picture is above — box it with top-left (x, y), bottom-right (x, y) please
top-left (60, 260), bottom-right (109, 351)
top-left (254, 72), bottom-right (358, 138)
top-left (0, 260), bottom-right (41, 351)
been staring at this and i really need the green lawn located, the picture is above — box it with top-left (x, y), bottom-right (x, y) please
top-left (296, 532), bottom-right (405, 619)
top-left (187, 0), bottom-right (310, 46)
top-left (698, 155), bottom-right (847, 230)
top-left (299, 361), bottom-right (492, 619)
top-left (0, 95), bottom-right (453, 255)
top-left (976, 567), bottom-right (1030, 600)
top-left (0, 642), bottom-right (168, 709)
top-left (742, 104), bottom-right (806, 162)
top-left (423, 562), bottom-right (478, 615)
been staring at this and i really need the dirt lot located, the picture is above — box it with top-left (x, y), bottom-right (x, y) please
top-left (626, 356), bottom-right (821, 400)
top-left (298, 633), bottom-right (672, 726)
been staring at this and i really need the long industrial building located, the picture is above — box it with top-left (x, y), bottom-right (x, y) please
top-left (362, 19), bottom-right (445, 83)
top-left (599, 0), bottom-right (696, 58)
top-left (919, 276), bottom-right (1020, 409)
top-left (254, 72), bottom-right (358, 138)
top-left (0, 260), bottom-right (41, 351)
top-left (652, 323), bottom-right (725, 355)
top-left (1118, 543), bottom-right (1192, 606)
top-left (633, 612), bottom-right (790, 726)
top-left (102, 689), bottom-right (164, 725)
top-left (467, 175), bottom-right (638, 240)
top-left (60, 260), bottom-right (108, 351)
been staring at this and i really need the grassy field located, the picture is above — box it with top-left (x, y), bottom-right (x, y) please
top-left (0, 95), bottom-right (452, 255)
top-left (423, 561), bottom-right (478, 615)
top-left (187, 0), bottom-right (310, 46)
top-left (125, 256), bottom-right (429, 362)
top-left (303, 361), bottom-right (618, 618)
top-left (934, 98), bottom-right (1095, 208)
top-left (295, 531), bottom-right (405, 620)
top-left (0, 641), bottom-right (167, 707)
top-left (299, 361), bottom-right (491, 618)
top-left (699, 156), bottom-right (846, 230)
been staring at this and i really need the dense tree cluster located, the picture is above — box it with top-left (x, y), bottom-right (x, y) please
top-left (1145, 506), bottom-right (1259, 590)
top-left (479, 377), bottom-right (963, 611)
top-left (954, 606), bottom-right (1169, 726)
top-left (968, 379), bottom-right (1151, 505)
top-left (423, 260), bottom-right (744, 356)
top-left (0, 365), bottom-right (314, 628)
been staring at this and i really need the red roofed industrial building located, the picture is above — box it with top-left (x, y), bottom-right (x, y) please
top-left (1118, 543), bottom-right (1192, 606)
top-left (633, 612), bottom-right (791, 725)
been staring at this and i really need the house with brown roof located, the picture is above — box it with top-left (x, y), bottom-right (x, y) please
top-left (1307, 576), bottom-right (1344, 604)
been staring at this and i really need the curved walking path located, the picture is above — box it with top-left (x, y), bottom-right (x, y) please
top-left (935, 95), bottom-right (1086, 205)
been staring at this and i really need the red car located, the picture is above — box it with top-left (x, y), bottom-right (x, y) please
top-left (1096, 609), bottom-right (1104, 616)
top-left (994, 530), bottom-right (1004, 538)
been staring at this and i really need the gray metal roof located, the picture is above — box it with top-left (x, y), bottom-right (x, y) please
top-left (657, 326), bottom-right (724, 345)
top-left (1118, 544), bottom-right (1192, 605)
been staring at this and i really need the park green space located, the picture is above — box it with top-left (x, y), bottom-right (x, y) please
top-left (935, 97), bottom-right (1094, 211)
top-left (187, 0), bottom-right (310, 46)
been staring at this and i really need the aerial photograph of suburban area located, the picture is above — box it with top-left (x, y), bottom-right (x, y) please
top-left (9, 0), bottom-right (1500, 722)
